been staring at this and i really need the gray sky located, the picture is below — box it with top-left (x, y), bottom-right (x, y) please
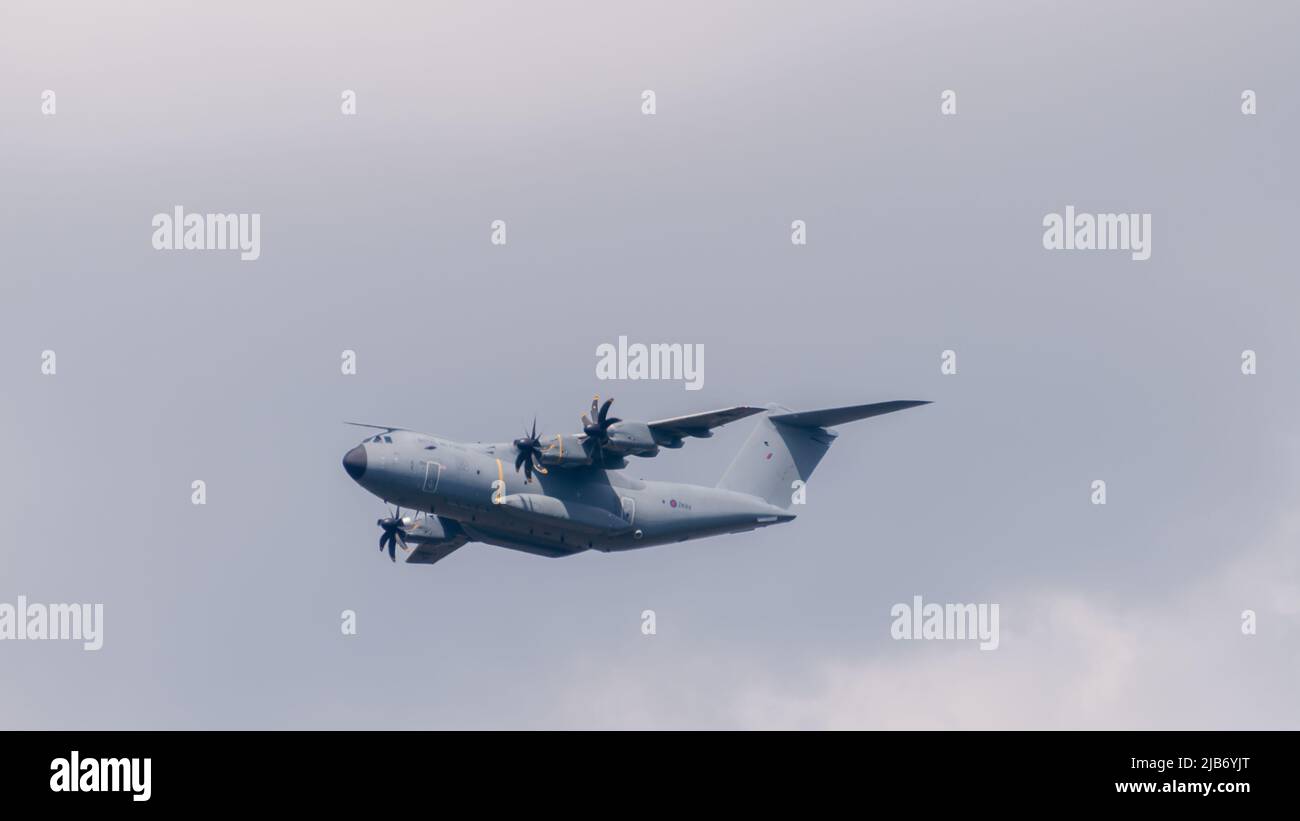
top-left (2, 0), bottom-right (1297, 729)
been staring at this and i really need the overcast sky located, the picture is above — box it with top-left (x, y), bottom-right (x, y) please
top-left (2, 0), bottom-right (1297, 729)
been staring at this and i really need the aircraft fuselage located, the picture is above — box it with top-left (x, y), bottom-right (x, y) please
top-left (343, 429), bottom-right (793, 558)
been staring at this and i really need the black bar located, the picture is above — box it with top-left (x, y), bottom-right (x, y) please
top-left (2, 730), bottom-right (1289, 808)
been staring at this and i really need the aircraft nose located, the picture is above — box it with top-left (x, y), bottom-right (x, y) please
top-left (342, 445), bottom-right (367, 480)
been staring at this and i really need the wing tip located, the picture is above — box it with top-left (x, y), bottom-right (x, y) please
top-left (343, 421), bottom-right (408, 432)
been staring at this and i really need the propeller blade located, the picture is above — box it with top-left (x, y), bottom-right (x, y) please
top-left (515, 450), bottom-right (527, 471)
top-left (375, 505), bottom-right (413, 562)
top-left (599, 398), bottom-right (613, 424)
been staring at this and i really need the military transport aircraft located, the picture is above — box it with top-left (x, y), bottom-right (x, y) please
top-left (341, 396), bottom-right (929, 565)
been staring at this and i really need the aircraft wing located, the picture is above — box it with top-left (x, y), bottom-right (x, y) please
top-left (405, 541), bottom-right (465, 565)
top-left (402, 517), bottom-right (469, 565)
top-left (648, 406), bottom-right (766, 439)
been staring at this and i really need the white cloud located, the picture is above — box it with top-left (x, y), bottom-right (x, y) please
top-left (550, 516), bottom-right (1300, 730)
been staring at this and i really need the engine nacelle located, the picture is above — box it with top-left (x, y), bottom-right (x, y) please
top-left (605, 421), bottom-right (659, 456)
top-left (404, 515), bottom-right (465, 546)
top-left (536, 434), bottom-right (594, 467)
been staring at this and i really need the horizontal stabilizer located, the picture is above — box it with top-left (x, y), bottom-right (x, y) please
top-left (768, 400), bottom-right (930, 429)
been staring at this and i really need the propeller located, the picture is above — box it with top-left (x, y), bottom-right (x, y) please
top-left (581, 395), bottom-right (621, 464)
top-left (377, 507), bottom-right (412, 562)
top-left (512, 418), bottom-right (549, 483)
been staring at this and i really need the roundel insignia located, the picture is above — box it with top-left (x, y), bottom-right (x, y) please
top-left (670, 499), bottom-right (677, 508)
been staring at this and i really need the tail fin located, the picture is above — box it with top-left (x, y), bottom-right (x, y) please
top-left (716, 401), bottom-right (930, 509)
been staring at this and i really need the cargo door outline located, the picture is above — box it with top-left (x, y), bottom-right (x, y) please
top-left (422, 461), bottom-right (443, 493)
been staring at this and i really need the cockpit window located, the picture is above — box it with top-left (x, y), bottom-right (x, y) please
top-left (383, 435), bottom-right (393, 443)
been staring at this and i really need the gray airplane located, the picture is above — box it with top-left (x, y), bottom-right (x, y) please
top-left (341, 397), bottom-right (929, 565)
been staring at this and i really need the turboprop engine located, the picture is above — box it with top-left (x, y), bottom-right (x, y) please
top-left (403, 515), bottom-right (466, 547)
top-left (537, 433), bottom-right (595, 468)
top-left (603, 421), bottom-right (659, 457)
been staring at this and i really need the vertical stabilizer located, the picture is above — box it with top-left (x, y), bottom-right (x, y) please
top-left (717, 401), bottom-right (929, 509)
